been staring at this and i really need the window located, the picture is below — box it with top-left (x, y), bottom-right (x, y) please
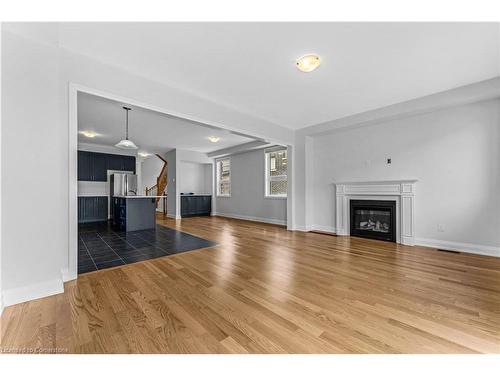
top-left (265, 149), bottom-right (287, 197)
top-left (217, 158), bottom-right (231, 196)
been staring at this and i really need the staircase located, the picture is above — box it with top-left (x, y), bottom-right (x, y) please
top-left (145, 154), bottom-right (168, 207)
top-left (155, 154), bottom-right (168, 205)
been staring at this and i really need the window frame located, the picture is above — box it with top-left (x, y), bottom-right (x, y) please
top-left (216, 157), bottom-right (231, 197)
top-left (265, 149), bottom-right (287, 199)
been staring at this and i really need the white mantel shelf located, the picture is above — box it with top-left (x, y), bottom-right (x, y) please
top-left (334, 179), bottom-right (418, 185)
top-left (334, 180), bottom-right (417, 246)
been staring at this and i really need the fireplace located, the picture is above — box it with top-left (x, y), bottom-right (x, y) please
top-left (335, 180), bottom-right (416, 245)
top-left (350, 200), bottom-right (396, 242)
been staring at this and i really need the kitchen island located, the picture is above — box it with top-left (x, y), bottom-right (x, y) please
top-left (112, 196), bottom-right (163, 232)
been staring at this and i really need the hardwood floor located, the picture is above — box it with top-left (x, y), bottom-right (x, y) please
top-left (1, 215), bottom-right (499, 353)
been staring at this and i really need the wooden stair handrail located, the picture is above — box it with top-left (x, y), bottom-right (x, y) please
top-left (145, 184), bottom-right (157, 196)
top-left (156, 154), bottom-right (167, 164)
top-left (154, 154), bottom-right (168, 205)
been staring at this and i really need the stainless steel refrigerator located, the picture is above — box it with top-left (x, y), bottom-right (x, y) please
top-left (110, 173), bottom-right (138, 198)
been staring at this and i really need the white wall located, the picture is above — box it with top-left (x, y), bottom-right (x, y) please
top-left (0, 25), bottom-right (3, 314)
top-left (1, 29), bottom-right (66, 304)
top-left (311, 99), bottom-right (500, 251)
top-left (179, 161), bottom-right (212, 194)
top-left (78, 142), bottom-right (137, 156)
top-left (141, 154), bottom-right (166, 211)
top-left (215, 148), bottom-right (287, 225)
top-left (177, 149), bottom-right (213, 164)
top-left (177, 149), bottom-right (213, 215)
top-left (203, 164), bottom-right (212, 195)
top-left (289, 135), bottom-right (314, 231)
top-left (141, 154), bottom-right (164, 194)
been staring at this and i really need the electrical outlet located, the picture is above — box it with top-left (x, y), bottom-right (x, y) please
top-left (365, 160), bottom-right (372, 168)
top-left (437, 224), bottom-right (445, 232)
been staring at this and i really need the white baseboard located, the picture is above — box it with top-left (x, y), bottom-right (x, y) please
top-left (415, 237), bottom-right (500, 257)
top-left (311, 225), bottom-right (336, 234)
top-left (214, 212), bottom-right (286, 226)
top-left (61, 268), bottom-right (76, 282)
top-left (166, 213), bottom-right (181, 219)
top-left (2, 278), bottom-right (64, 307)
top-left (288, 225), bottom-right (336, 233)
top-left (287, 226), bottom-right (498, 257)
top-left (292, 226), bottom-right (310, 232)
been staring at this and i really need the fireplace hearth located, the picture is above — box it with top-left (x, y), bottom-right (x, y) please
top-left (350, 200), bottom-right (396, 242)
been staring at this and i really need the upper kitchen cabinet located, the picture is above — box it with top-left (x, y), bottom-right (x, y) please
top-left (92, 152), bottom-right (108, 181)
top-left (107, 154), bottom-right (136, 173)
top-left (78, 151), bottom-right (136, 181)
top-left (107, 153), bottom-right (124, 172)
top-left (77, 150), bottom-right (92, 181)
top-left (122, 156), bottom-right (136, 173)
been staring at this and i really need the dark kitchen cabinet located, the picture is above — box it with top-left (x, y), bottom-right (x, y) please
top-left (123, 156), bottom-right (136, 173)
top-left (92, 153), bottom-right (108, 182)
top-left (181, 195), bottom-right (212, 217)
top-left (78, 151), bottom-right (136, 181)
top-left (112, 197), bottom-right (127, 231)
top-left (78, 151), bottom-right (92, 181)
top-left (78, 196), bottom-right (108, 223)
top-left (107, 153), bottom-right (124, 172)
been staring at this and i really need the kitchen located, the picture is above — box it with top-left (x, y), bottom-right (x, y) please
top-left (76, 91), bottom-right (254, 274)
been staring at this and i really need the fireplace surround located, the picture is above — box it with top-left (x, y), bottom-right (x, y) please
top-left (334, 180), bottom-right (417, 245)
top-left (350, 199), bottom-right (396, 242)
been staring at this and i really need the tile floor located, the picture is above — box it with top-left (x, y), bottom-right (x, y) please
top-left (78, 221), bottom-right (217, 274)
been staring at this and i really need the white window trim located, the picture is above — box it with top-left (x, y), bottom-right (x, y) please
top-left (216, 157), bottom-right (231, 197)
top-left (265, 150), bottom-right (287, 199)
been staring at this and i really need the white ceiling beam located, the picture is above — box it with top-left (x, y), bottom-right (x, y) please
top-left (207, 140), bottom-right (270, 158)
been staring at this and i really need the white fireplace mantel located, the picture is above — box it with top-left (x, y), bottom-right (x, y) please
top-left (334, 180), bottom-right (417, 245)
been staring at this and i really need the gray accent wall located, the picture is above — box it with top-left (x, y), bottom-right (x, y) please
top-left (215, 148), bottom-right (287, 225)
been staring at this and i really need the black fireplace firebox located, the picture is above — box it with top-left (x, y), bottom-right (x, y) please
top-left (349, 200), bottom-right (396, 242)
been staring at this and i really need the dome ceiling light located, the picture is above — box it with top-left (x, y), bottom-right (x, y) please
top-left (115, 106), bottom-right (138, 150)
top-left (296, 54), bottom-right (321, 72)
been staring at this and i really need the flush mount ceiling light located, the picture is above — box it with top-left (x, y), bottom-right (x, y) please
top-left (208, 136), bottom-right (220, 143)
top-left (80, 130), bottom-right (97, 138)
top-left (115, 106), bottom-right (138, 150)
top-left (138, 152), bottom-right (151, 158)
top-left (296, 54), bottom-right (321, 72)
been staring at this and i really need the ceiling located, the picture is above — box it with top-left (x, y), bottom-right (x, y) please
top-left (77, 92), bottom-right (256, 154)
top-left (62, 22), bottom-right (499, 129)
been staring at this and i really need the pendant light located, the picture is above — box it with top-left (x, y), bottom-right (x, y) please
top-left (115, 106), bottom-right (138, 149)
